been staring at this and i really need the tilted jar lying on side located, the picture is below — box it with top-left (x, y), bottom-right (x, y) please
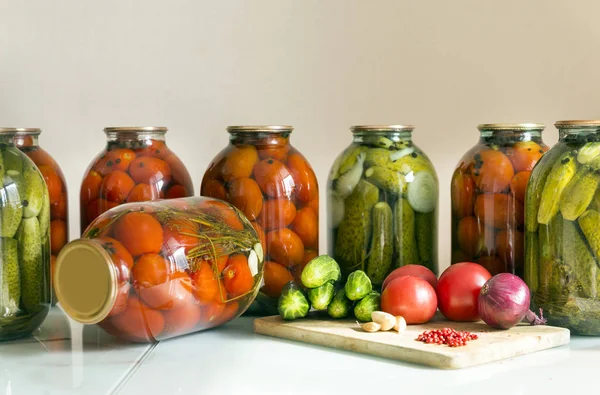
top-left (54, 197), bottom-right (264, 342)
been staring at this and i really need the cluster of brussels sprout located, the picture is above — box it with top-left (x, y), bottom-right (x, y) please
top-left (277, 255), bottom-right (380, 322)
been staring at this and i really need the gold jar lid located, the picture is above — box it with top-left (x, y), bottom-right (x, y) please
top-left (0, 127), bottom-right (41, 135)
top-left (226, 125), bottom-right (294, 133)
top-left (350, 125), bottom-right (415, 133)
top-left (104, 126), bottom-right (168, 133)
top-left (554, 120), bottom-right (600, 128)
top-left (54, 239), bottom-right (118, 324)
top-left (477, 123), bottom-right (545, 131)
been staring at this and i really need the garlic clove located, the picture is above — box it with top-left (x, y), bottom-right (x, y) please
top-left (371, 311), bottom-right (396, 331)
top-left (361, 321), bottom-right (381, 333)
top-left (394, 316), bottom-right (407, 333)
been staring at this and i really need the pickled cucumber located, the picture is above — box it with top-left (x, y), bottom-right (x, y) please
top-left (2, 148), bottom-right (23, 175)
top-left (562, 220), bottom-right (597, 299)
top-left (524, 231), bottom-right (539, 292)
top-left (329, 192), bottom-right (345, 229)
top-left (407, 171), bottom-right (438, 213)
top-left (559, 167), bottom-right (600, 221)
top-left (0, 178), bottom-right (23, 238)
top-left (577, 142), bottom-right (600, 164)
top-left (18, 217), bottom-right (45, 312)
top-left (537, 152), bottom-right (577, 225)
top-left (363, 136), bottom-right (395, 149)
top-left (365, 148), bottom-right (392, 168)
top-left (38, 191), bottom-right (50, 237)
top-left (0, 238), bottom-right (20, 318)
top-left (332, 151), bottom-right (366, 198)
top-left (525, 146), bottom-right (570, 232)
top-left (389, 151), bottom-right (434, 175)
top-left (330, 145), bottom-right (365, 181)
top-left (365, 202), bottom-right (393, 285)
top-left (415, 211), bottom-right (437, 272)
top-left (334, 180), bottom-right (379, 274)
top-left (0, 151), bottom-right (4, 188)
top-left (364, 166), bottom-right (406, 195)
top-left (394, 199), bottom-right (418, 267)
top-left (578, 210), bottom-right (600, 259)
top-left (22, 164), bottom-right (45, 218)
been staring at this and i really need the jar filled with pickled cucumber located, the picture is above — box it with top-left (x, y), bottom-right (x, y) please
top-left (14, 128), bottom-right (68, 304)
top-left (0, 128), bottom-right (51, 340)
top-left (201, 126), bottom-right (319, 315)
top-left (54, 197), bottom-right (264, 342)
top-left (328, 125), bottom-right (439, 286)
top-left (451, 124), bottom-right (548, 277)
top-left (80, 127), bottom-right (194, 234)
top-left (525, 120), bottom-right (600, 335)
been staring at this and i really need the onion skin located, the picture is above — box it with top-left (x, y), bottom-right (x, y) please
top-left (478, 273), bottom-right (530, 329)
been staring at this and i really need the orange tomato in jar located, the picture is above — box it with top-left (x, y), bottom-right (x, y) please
top-left (93, 149), bottom-right (137, 176)
top-left (228, 177), bottom-right (264, 221)
top-left (253, 158), bottom-right (295, 199)
top-left (509, 171), bottom-right (531, 203)
top-left (86, 199), bottom-right (119, 225)
top-left (201, 199), bottom-right (245, 231)
top-left (290, 207), bottom-right (318, 249)
top-left (135, 140), bottom-right (169, 158)
top-left (495, 229), bottom-right (524, 271)
top-left (114, 212), bottom-right (164, 256)
top-left (190, 261), bottom-right (226, 305)
top-left (109, 295), bottom-right (165, 342)
top-left (162, 301), bottom-right (203, 337)
top-left (101, 171), bottom-right (136, 203)
top-left (81, 171), bottom-right (103, 205)
top-left (456, 216), bottom-right (481, 259)
top-left (221, 145), bottom-right (259, 182)
top-left (258, 198), bottom-right (297, 231)
top-left (51, 195), bottom-right (68, 220)
top-left (262, 261), bottom-right (293, 298)
top-left (38, 165), bottom-right (63, 205)
top-left (162, 217), bottom-right (199, 255)
top-left (474, 193), bottom-right (523, 229)
top-left (266, 228), bottom-right (305, 268)
top-left (165, 184), bottom-right (189, 199)
top-left (201, 179), bottom-right (228, 201)
top-left (129, 157), bottom-right (172, 185)
top-left (126, 183), bottom-right (162, 203)
top-left (250, 221), bottom-right (266, 249)
top-left (257, 136), bottom-right (290, 161)
top-left (50, 220), bottom-right (67, 255)
top-left (287, 153), bottom-right (318, 203)
top-left (471, 150), bottom-right (514, 193)
top-left (222, 254), bottom-right (254, 298)
top-left (451, 171), bottom-right (475, 218)
top-left (506, 141), bottom-right (544, 173)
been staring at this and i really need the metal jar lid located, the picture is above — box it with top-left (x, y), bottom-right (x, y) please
top-left (54, 239), bottom-right (118, 324)
top-left (0, 127), bottom-right (42, 135)
top-left (477, 123), bottom-right (545, 131)
top-left (350, 125), bottom-right (415, 133)
top-left (104, 126), bottom-right (167, 134)
top-left (226, 125), bottom-right (294, 133)
top-left (554, 120), bottom-right (600, 128)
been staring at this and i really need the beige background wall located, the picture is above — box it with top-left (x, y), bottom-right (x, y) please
top-left (1, 0), bottom-right (599, 272)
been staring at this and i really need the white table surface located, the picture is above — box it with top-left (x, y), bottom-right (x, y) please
top-left (1, 307), bottom-right (599, 395)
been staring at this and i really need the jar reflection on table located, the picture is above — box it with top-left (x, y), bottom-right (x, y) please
top-left (451, 123), bottom-right (548, 277)
top-left (80, 127), bottom-right (193, 234)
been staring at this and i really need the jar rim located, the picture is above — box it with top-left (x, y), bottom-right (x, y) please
top-left (350, 125), bottom-right (415, 133)
top-left (477, 123), bottom-right (545, 131)
top-left (227, 125), bottom-right (294, 133)
top-left (554, 120), bottom-right (600, 128)
top-left (0, 127), bottom-right (41, 135)
top-left (104, 126), bottom-right (167, 133)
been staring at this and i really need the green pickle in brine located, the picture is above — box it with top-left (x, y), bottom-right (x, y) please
top-left (329, 126), bottom-right (439, 286)
top-left (526, 120), bottom-right (600, 335)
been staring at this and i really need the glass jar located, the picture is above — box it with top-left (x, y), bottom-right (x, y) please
top-left (54, 197), bottom-right (264, 342)
top-left (14, 128), bottom-right (68, 304)
top-left (451, 124), bottom-right (548, 277)
top-left (80, 127), bottom-right (194, 234)
top-left (0, 128), bottom-right (51, 340)
top-left (525, 120), bottom-right (600, 335)
top-left (328, 125), bottom-right (439, 285)
top-left (200, 126), bottom-right (318, 314)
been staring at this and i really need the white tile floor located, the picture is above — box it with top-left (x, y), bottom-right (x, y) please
top-left (1, 307), bottom-right (599, 395)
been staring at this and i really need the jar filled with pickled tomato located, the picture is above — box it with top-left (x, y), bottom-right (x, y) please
top-left (54, 197), bottom-right (264, 342)
top-left (201, 126), bottom-right (318, 314)
top-left (328, 125), bottom-right (439, 285)
top-left (0, 128), bottom-right (51, 340)
top-left (14, 128), bottom-right (68, 304)
top-left (80, 127), bottom-right (193, 233)
top-left (525, 120), bottom-right (600, 335)
top-left (451, 123), bottom-right (548, 277)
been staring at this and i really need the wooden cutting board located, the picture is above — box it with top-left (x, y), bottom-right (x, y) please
top-left (253, 314), bottom-right (570, 369)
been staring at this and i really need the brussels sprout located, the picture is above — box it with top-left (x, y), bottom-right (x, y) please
top-left (308, 282), bottom-right (335, 310)
top-left (354, 291), bottom-right (381, 322)
top-left (345, 270), bottom-right (372, 301)
top-left (278, 282), bottom-right (310, 321)
top-left (301, 255), bottom-right (341, 289)
top-left (328, 288), bottom-right (351, 319)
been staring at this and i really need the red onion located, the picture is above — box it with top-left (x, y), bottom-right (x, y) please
top-left (478, 273), bottom-right (546, 329)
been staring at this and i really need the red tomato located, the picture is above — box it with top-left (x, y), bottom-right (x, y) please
top-left (436, 262), bottom-right (492, 321)
top-left (381, 265), bottom-right (438, 291)
top-left (380, 276), bottom-right (437, 324)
